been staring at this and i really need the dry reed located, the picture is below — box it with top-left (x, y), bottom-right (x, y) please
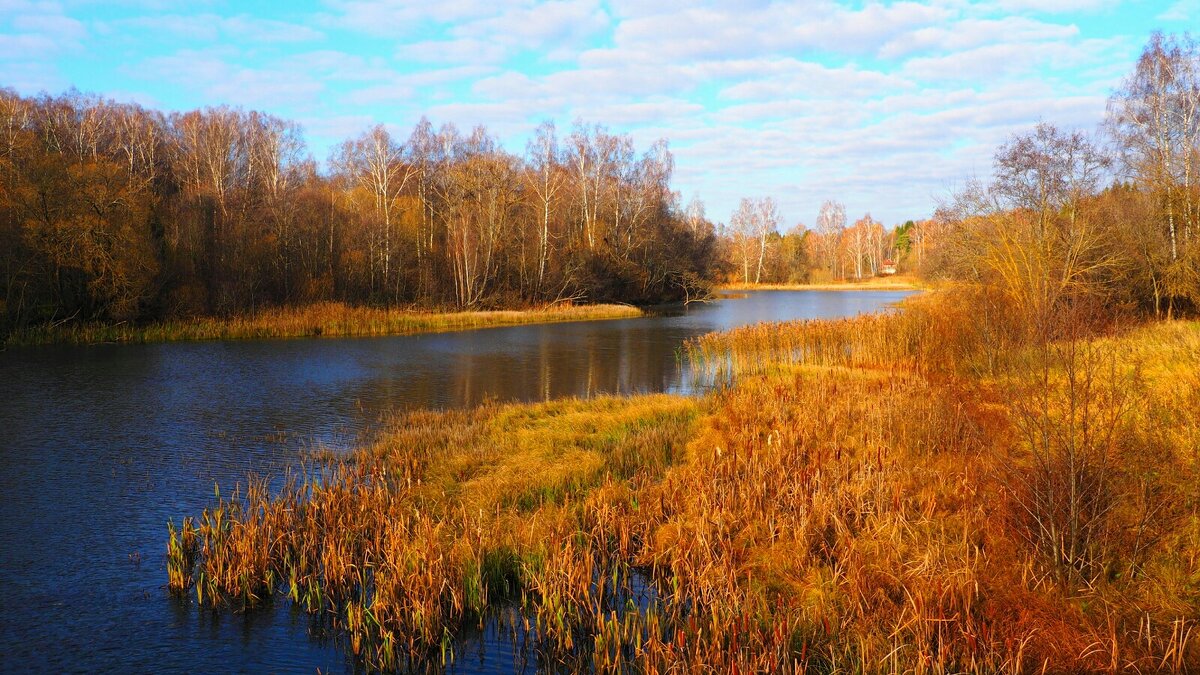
top-left (167, 291), bottom-right (1200, 672)
top-left (8, 301), bottom-right (642, 346)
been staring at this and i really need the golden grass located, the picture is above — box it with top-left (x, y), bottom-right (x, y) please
top-left (6, 301), bottom-right (642, 346)
top-left (168, 394), bottom-right (699, 670)
top-left (168, 291), bottom-right (1200, 672)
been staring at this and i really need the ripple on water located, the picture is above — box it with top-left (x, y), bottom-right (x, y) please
top-left (0, 290), bottom-right (914, 672)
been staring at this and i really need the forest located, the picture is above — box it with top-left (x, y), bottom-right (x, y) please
top-left (0, 92), bottom-right (721, 338)
top-left (4, 30), bottom-right (1200, 344)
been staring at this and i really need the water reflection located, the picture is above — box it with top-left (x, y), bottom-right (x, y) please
top-left (0, 290), bottom-right (912, 672)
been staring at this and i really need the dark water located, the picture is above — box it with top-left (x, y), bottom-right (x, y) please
top-left (0, 290), bottom-right (911, 673)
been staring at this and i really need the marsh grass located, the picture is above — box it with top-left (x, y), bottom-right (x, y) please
top-left (168, 291), bottom-right (1200, 672)
top-left (169, 395), bottom-right (699, 671)
top-left (7, 301), bottom-right (642, 346)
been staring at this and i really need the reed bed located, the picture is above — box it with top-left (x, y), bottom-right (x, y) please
top-left (167, 395), bottom-right (700, 671)
top-left (685, 312), bottom-right (920, 383)
top-left (7, 301), bottom-right (642, 346)
top-left (168, 292), bottom-right (1200, 672)
top-left (687, 285), bottom-right (1032, 383)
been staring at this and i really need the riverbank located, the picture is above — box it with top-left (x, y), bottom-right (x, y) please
top-left (718, 275), bottom-right (927, 292)
top-left (168, 296), bottom-right (1200, 672)
top-left (3, 301), bottom-right (643, 347)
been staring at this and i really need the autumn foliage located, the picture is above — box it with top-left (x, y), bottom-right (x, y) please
top-left (0, 92), bottom-right (719, 340)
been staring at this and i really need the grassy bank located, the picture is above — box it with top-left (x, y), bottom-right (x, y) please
top-left (718, 275), bottom-right (927, 292)
top-left (168, 292), bottom-right (1200, 672)
top-left (5, 301), bottom-right (642, 347)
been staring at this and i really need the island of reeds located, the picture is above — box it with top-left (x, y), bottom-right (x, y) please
top-left (135, 30), bottom-right (1200, 672)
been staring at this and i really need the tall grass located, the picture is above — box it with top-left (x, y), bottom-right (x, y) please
top-left (7, 301), bottom-right (642, 346)
top-left (168, 395), bottom-right (699, 671)
top-left (686, 285), bottom-right (1022, 382)
top-left (168, 289), bottom-right (1200, 672)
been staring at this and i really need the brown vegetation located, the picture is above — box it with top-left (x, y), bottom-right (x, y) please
top-left (166, 289), bottom-right (1200, 672)
top-left (5, 301), bottom-right (641, 346)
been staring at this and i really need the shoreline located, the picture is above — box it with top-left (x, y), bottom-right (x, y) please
top-left (3, 301), bottom-right (643, 348)
top-left (165, 304), bottom-right (1200, 672)
top-left (717, 277), bottom-right (926, 292)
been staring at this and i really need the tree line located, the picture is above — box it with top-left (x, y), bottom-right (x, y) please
top-left (720, 31), bottom-right (1200, 316)
top-left (720, 195), bottom-right (929, 285)
top-left (0, 91), bottom-right (720, 333)
top-left (929, 31), bottom-right (1200, 321)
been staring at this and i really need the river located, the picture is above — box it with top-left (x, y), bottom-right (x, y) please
top-left (0, 289), bottom-right (912, 673)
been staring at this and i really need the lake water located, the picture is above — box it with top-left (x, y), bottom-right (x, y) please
top-left (0, 290), bottom-right (912, 673)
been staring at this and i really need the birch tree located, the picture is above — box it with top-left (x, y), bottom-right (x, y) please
top-left (332, 125), bottom-right (416, 299)
top-left (526, 121), bottom-right (564, 295)
top-left (816, 200), bottom-right (846, 278)
top-left (731, 197), bottom-right (777, 283)
top-left (1107, 31), bottom-right (1200, 309)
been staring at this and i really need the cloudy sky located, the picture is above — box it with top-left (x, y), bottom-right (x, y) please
top-left (1, 0), bottom-right (1192, 226)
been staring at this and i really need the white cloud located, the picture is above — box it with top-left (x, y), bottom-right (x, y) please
top-left (1157, 0), bottom-right (1198, 20)
top-left (12, 12), bottom-right (86, 40)
top-left (717, 61), bottom-right (911, 101)
top-left (132, 49), bottom-right (326, 109)
top-left (0, 59), bottom-right (64, 92)
top-left (606, 1), bottom-right (950, 61)
top-left (106, 14), bottom-right (324, 43)
top-left (878, 17), bottom-right (1078, 59)
top-left (397, 37), bottom-right (509, 65)
top-left (993, 0), bottom-right (1120, 11)
top-left (6, 0), bottom-right (1156, 225)
top-left (901, 37), bottom-right (1122, 82)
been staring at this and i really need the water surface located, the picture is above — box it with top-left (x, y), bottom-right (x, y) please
top-left (0, 290), bottom-right (912, 673)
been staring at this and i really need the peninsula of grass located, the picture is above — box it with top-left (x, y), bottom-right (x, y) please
top-left (5, 301), bottom-right (643, 347)
top-left (168, 290), bottom-right (1200, 672)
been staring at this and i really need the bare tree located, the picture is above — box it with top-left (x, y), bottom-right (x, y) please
top-left (616, 139), bottom-right (673, 261)
top-left (816, 200), bottom-right (846, 277)
top-left (567, 122), bottom-right (618, 250)
top-left (684, 194), bottom-right (706, 234)
top-left (526, 121), bottom-right (564, 296)
top-left (247, 113), bottom-right (305, 299)
top-left (847, 214), bottom-right (874, 279)
top-left (730, 197), bottom-right (778, 283)
top-left (1107, 31), bottom-right (1200, 310)
top-left (444, 127), bottom-right (521, 307)
top-left (332, 125), bottom-right (416, 299)
top-left (945, 123), bottom-right (1115, 336)
top-left (407, 117), bottom-right (439, 296)
top-left (754, 197), bottom-right (780, 283)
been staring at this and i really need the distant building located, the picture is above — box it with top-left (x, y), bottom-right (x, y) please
top-left (880, 259), bottom-right (897, 275)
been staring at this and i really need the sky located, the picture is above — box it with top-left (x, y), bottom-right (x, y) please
top-left (1, 0), bottom-right (1194, 226)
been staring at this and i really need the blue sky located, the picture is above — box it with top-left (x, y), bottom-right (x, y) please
top-left (1, 0), bottom-right (1193, 226)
